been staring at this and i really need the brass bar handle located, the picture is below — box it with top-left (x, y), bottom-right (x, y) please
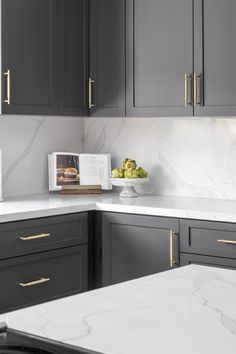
top-left (4, 70), bottom-right (11, 105)
top-left (193, 73), bottom-right (201, 107)
top-left (217, 239), bottom-right (236, 245)
top-left (193, 73), bottom-right (197, 107)
top-left (20, 233), bottom-right (51, 241)
top-left (184, 73), bottom-right (188, 107)
top-left (169, 230), bottom-right (178, 268)
top-left (88, 78), bottom-right (95, 109)
top-left (19, 277), bottom-right (50, 288)
top-left (184, 73), bottom-right (192, 107)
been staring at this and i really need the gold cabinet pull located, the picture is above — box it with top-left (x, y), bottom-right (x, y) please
top-left (19, 278), bottom-right (50, 288)
top-left (20, 233), bottom-right (51, 241)
top-left (193, 73), bottom-right (201, 107)
top-left (169, 230), bottom-right (178, 268)
top-left (193, 73), bottom-right (197, 107)
top-left (88, 77), bottom-right (95, 109)
top-left (184, 73), bottom-right (192, 107)
top-left (4, 70), bottom-right (11, 105)
top-left (184, 73), bottom-right (188, 107)
top-left (217, 239), bottom-right (236, 245)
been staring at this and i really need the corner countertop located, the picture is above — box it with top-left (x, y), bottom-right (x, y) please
top-left (1, 192), bottom-right (236, 223)
top-left (1, 265), bottom-right (236, 354)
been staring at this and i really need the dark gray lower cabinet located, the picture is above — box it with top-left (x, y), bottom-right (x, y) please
top-left (0, 245), bottom-right (88, 314)
top-left (101, 213), bottom-right (179, 286)
top-left (180, 219), bottom-right (236, 259)
top-left (180, 218), bottom-right (236, 271)
top-left (180, 253), bottom-right (236, 270)
top-left (0, 212), bottom-right (89, 314)
top-left (0, 213), bottom-right (88, 259)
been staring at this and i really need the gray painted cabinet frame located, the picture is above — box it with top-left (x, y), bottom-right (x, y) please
top-left (194, 0), bottom-right (236, 116)
top-left (126, 0), bottom-right (193, 117)
top-left (101, 212), bottom-right (179, 286)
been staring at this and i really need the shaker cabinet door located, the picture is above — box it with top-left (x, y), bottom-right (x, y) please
top-left (2, 0), bottom-right (58, 115)
top-left (90, 0), bottom-right (126, 116)
top-left (58, 0), bottom-right (89, 116)
top-left (126, 0), bottom-right (193, 117)
top-left (102, 213), bottom-right (179, 286)
top-left (194, 0), bottom-right (236, 116)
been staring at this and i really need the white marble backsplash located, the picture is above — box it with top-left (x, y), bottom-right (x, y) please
top-left (1, 115), bottom-right (236, 200)
top-left (84, 117), bottom-right (236, 200)
top-left (0, 116), bottom-right (84, 198)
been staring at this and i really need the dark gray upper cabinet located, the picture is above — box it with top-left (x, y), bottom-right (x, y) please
top-left (126, 0), bottom-right (193, 117)
top-left (194, 0), bottom-right (236, 116)
top-left (3, 0), bottom-right (236, 118)
top-left (58, 0), bottom-right (89, 116)
top-left (2, 0), bottom-right (58, 115)
top-left (2, 0), bottom-right (88, 116)
top-left (102, 213), bottom-right (179, 286)
top-left (89, 0), bottom-right (125, 116)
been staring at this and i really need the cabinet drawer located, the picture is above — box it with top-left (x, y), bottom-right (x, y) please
top-left (180, 253), bottom-right (236, 270)
top-left (180, 219), bottom-right (236, 259)
top-left (0, 245), bottom-right (88, 314)
top-left (0, 213), bottom-right (88, 259)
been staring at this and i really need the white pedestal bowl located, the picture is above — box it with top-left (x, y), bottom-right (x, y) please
top-left (110, 178), bottom-right (149, 198)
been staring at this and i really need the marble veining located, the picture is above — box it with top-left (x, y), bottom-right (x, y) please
top-left (0, 116), bottom-right (84, 198)
top-left (84, 117), bottom-right (236, 200)
top-left (2, 193), bottom-right (236, 223)
top-left (1, 265), bottom-right (236, 354)
top-left (2, 117), bottom-right (46, 187)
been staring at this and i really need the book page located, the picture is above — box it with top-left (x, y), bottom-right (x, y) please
top-left (79, 154), bottom-right (111, 190)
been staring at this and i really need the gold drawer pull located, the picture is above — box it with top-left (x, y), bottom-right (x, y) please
top-left (169, 230), bottom-right (178, 268)
top-left (88, 77), bottom-right (95, 109)
top-left (20, 233), bottom-right (51, 241)
top-left (4, 69), bottom-right (11, 105)
top-left (184, 73), bottom-right (192, 107)
top-left (19, 277), bottom-right (50, 288)
top-left (217, 239), bottom-right (236, 245)
top-left (194, 73), bottom-right (201, 107)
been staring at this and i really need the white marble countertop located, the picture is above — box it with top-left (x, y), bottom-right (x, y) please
top-left (1, 192), bottom-right (236, 223)
top-left (1, 265), bottom-right (236, 354)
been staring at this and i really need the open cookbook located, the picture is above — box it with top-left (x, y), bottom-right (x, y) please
top-left (48, 152), bottom-right (111, 191)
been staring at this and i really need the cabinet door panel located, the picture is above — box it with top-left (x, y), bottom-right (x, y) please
top-left (90, 0), bottom-right (125, 116)
top-left (126, 0), bottom-right (193, 117)
top-left (102, 213), bottom-right (179, 286)
top-left (180, 253), bottom-right (236, 271)
top-left (180, 219), bottom-right (236, 259)
top-left (58, 0), bottom-right (89, 116)
top-left (194, 0), bottom-right (236, 116)
top-left (2, 0), bottom-right (58, 115)
top-left (0, 245), bottom-right (88, 314)
top-left (0, 213), bottom-right (88, 259)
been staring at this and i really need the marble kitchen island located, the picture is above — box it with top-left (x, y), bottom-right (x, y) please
top-left (1, 265), bottom-right (236, 354)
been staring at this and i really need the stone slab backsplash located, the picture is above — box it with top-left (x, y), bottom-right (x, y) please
top-left (0, 116), bottom-right (84, 198)
top-left (84, 117), bottom-right (236, 200)
top-left (1, 115), bottom-right (236, 200)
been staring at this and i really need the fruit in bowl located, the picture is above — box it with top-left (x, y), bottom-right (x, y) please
top-left (111, 168), bottom-right (125, 178)
top-left (110, 158), bottom-right (149, 198)
top-left (111, 158), bottom-right (148, 179)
